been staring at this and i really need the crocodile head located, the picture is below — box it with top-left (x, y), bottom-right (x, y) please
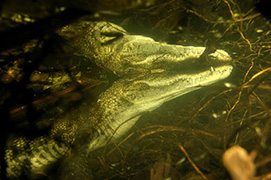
top-left (71, 22), bottom-right (234, 151)
top-left (5, 21), bottom-right (233, 179)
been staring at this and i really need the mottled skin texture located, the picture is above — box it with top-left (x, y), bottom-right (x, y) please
top-left (5, 21), bottom-right (233, 179)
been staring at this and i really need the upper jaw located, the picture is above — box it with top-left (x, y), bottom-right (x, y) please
top-left (96, 34), bottom-right (233, 78)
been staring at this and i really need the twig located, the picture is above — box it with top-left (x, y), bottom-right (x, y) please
top-left (9, 80), bottom-right (103, 118)
top-left (224, 0), bottom-right (256, 52)
top-left (191, 89), bottom-right (232, 123)
top-left (120, 125), bottom-right (221, 165)
top-left (244, 66), bottom-right (271, 86)
top-left (178, 144), bottom-right (208, 180)
top-left (237, 26), bottom-right (253, 52)
top-left (226, 59), bottom-right (255, 123)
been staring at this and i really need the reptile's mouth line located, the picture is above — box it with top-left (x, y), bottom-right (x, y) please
top-left (134, 64), bottom-right (233, 86)
top-left (132, 55), bottom-right (233, 75)
top-left (167, 61), bottom-right (233, 74)
top-left (126, 48), bottom-right (233, 76)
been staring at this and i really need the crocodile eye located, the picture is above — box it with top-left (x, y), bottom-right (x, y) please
top-left (97, 22), bottom-right (126, 45)
top-left (100, 32), bottom-right (123, 45)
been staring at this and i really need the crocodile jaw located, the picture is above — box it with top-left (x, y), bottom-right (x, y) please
top-left (5, 21), bottom-right (234, 178)
top-left (88, 64), bottom-right (233, 151)
top-left (95, 34), bottom-right (232, 76)
top-left (61, 22), bottom-right (233, 152)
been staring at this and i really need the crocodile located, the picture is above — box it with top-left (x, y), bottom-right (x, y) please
top-left (4, 21), bottom-right (233, 179)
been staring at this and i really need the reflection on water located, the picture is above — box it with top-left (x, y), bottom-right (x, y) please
top-left (1, 0), bottom-right (271, 179)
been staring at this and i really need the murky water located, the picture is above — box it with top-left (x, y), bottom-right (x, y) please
top-left (1, 0), bottom-right (271, 179)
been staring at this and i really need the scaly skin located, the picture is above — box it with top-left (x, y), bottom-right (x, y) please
top-left (5, 21), bottom-right (233, 179)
